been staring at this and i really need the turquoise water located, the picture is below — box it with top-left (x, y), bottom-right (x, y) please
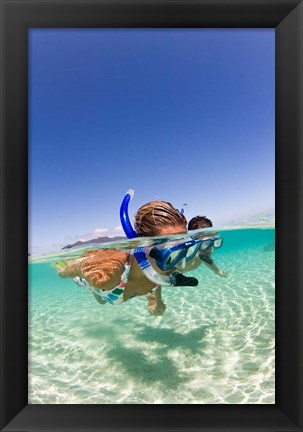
top-left (28, 228), bottom-right (275, 404)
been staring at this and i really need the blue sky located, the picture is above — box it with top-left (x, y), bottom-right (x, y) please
top-left (29, 29), bottom-right (274, 254)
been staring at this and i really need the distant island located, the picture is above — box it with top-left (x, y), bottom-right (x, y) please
top-left (61, 236), bottom-right (126, 250)
top-left (61, 209), bottom-right (275, 250)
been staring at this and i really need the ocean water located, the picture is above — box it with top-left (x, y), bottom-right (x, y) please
top-left (28, 228), bottom-right (275, 404)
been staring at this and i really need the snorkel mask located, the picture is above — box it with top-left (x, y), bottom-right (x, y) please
top-left (120, 190), bottom-right (198, 287)
top-left (149, 236), bottom-right (223, 272)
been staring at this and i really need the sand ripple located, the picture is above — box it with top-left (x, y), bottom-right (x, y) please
top-left (29, 235), bottom-right (275, 404)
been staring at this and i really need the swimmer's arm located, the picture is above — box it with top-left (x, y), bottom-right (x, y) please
top-left (193, 253), bottom-right (227, 277)
top-left (203, 259), bottom-right (227, 277)
top-left (179, 257), bottom-right (201, 272)
top-left (177, 256), bottom-right (227, 277)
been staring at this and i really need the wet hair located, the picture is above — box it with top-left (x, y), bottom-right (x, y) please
top-left (188, 215), bottom-right (213, 231)
top-left (134, 201), bottom-right (187, 237)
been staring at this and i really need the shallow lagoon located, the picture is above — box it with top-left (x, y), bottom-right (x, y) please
top-left (28, 228), bottom-right (275, 404)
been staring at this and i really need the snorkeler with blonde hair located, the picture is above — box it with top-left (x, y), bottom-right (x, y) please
top-left (56, 191), bottom-right (202, 316)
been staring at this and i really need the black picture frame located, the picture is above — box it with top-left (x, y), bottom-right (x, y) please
top-left (1, 0), bottom-right (302, 431)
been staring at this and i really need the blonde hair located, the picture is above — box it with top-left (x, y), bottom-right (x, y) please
top-left (134, 201), bottom-right (187, 237)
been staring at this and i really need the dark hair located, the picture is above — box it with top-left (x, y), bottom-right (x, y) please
top-left (134, 201), bottom-right (187, 237)
top-left (188, 215), bottom-right (213, 231)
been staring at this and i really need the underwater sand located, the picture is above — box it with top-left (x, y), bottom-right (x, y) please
top-left (28, 228), bottom-right (275, 404)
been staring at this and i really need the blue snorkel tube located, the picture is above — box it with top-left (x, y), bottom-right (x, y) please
top-left (119, 190), bottom-right (138, 239)
top-left (120, 190), bottom-right (198, 287)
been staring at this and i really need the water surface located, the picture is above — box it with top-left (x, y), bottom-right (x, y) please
top-left (28, 228), bottom-right (275, 404)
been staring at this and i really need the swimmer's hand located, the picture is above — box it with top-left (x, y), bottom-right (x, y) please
top-left (217, 269), bottom-right (227, 278)
top-left (173, 272), bottom-right (198, 286)
top-left (147, 296), bottom-right (166, 316)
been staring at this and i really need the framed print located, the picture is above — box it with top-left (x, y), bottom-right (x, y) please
top-left (1, 0), bottom-right (302, 431)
